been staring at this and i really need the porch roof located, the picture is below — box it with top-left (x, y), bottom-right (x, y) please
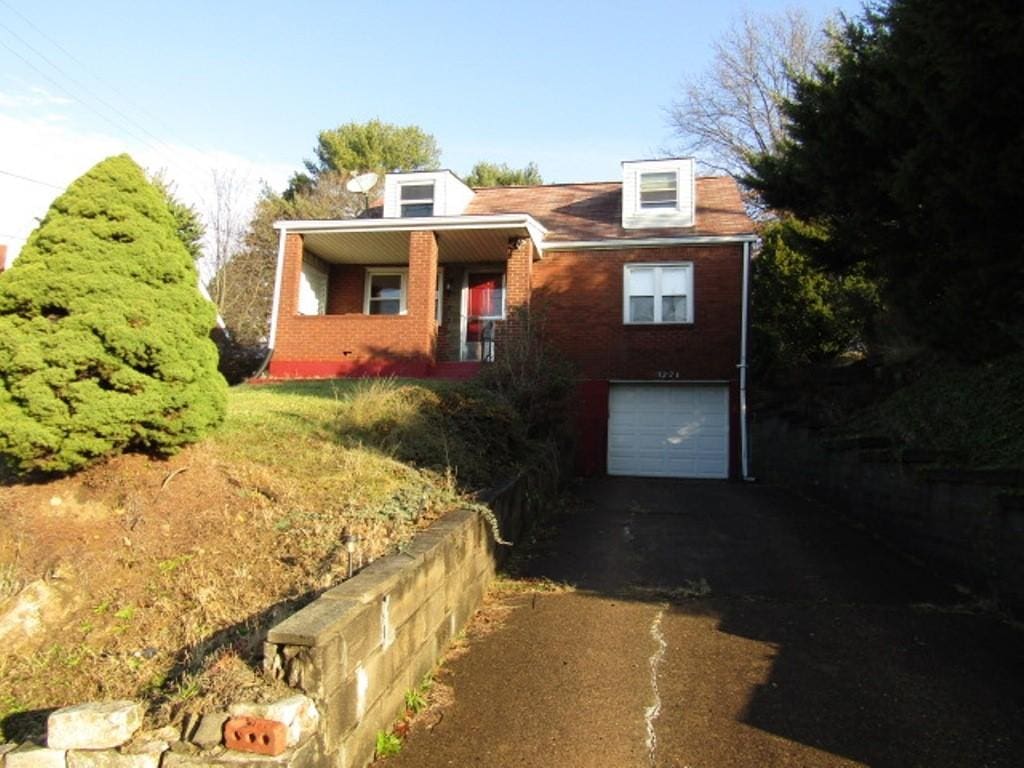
top-left (273, 214), bottom-right (546, 264)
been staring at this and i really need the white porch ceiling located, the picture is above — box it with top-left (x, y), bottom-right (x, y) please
top-left (301, 226), bottom-right (534, 265)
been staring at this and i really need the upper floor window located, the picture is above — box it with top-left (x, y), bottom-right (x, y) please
top-left (621, 158), bottom-right (695, 229)
top-left (623, 263), bottom-right (693, 324)
top-left (639, 171), bottom-right (678, 210)
top-left (400, 183), bottom-right (434, 217)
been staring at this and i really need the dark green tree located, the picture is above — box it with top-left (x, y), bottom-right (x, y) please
top-left (464, 161), bottom-right (542, 187)
top-left (752, 217), bottom-right (880, 372)
top-left (288, 119), bottom-right (440, 198)
top-left (748, 0), bottom-right (1024, 359)
top-left (0, 154), bottom-right (227, 474)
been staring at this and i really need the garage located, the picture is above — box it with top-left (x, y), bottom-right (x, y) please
top-left (607, 384), bottom-right (730, 479)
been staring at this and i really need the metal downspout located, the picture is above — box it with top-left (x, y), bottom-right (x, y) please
top-left (739, 240), bottom-right (752, 480)
top-left (257, 226), bottom-right (289, 378)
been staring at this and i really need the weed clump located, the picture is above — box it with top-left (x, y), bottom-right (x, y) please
top-left (335, 379), bottom-right (528, 490)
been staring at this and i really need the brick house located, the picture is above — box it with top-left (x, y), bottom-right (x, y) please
top-left (268, 158), bottom-right (756, 479)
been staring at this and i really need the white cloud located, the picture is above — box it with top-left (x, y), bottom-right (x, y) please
top-left (0, 86), bottom-right (73, 109)
top-left (0, 95), bottom-right (292, 274)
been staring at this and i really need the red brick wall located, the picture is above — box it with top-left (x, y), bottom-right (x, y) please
top-left (269, 231), bottom-right (439, 377)
top-left (499, 239), bottom-right (532, 349)
top-left (327, 264), bottom-right (364, 314)
top-left (532, 245), bottom-right (743, 381)
top-left (535, 244), bottom-right (745, 478)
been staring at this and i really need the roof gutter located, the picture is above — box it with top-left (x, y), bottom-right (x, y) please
top-left (542, 234), bottom-right (758, 251)
top-left (273, 213), bottom-right (546, 235)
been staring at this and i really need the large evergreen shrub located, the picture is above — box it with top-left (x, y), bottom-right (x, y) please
top-left (0, 154), bottom-right (227, 474)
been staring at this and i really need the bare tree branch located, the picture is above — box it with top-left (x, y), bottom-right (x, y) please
top-left (668, 7), bottom-right (828, 180)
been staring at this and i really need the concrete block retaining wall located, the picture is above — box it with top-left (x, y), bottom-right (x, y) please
top-left (0, 450), bottom-right (560, 768)
top-left (261, 453), bottom-right (560, 768)
top-left (753, 414), bottom-right (1024, 615)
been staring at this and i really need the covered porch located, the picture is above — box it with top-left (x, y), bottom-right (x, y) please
top-left (268, 216), bottom-right (544, 378)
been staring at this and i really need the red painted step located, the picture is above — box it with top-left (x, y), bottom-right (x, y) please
top-left (430, 362), bottom-right (482, 380)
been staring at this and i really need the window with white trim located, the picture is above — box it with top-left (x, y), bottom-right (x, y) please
top-left (621, 158), bottom-right (694, 228)
top-left (399, 183), bottom-right (434, 217)
top-left (623, 263), bottom-right (692, 324)
top-left (364, 269), bottom-right (408, 315)
top-left (639, 171), bottom-right (678, 210)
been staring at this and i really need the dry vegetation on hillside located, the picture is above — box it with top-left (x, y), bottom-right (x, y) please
top-left (0, 378), bottom-right (530, 743)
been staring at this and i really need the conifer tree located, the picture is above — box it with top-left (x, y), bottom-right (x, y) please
top-left (0, 154), bottom-right (227, 473)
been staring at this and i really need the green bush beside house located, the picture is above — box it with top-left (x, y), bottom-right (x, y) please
top-left (0, 154), bottom-right (227, 474)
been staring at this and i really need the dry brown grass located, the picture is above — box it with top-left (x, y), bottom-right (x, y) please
top-left (0, 378), bottom-right (522, 742)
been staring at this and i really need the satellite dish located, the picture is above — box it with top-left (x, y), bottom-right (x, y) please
top-left (346, 172), bottom-right (379, 194)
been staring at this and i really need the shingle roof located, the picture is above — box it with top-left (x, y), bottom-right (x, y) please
top-left (463, 176), bottom-right (752, 240)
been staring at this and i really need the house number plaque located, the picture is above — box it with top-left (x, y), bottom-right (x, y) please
top-left (656, 370), bottom-right (680, 379)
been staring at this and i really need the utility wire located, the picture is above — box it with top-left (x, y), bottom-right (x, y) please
top-left (0, 168), bottom-right (63, 189)
top-left (0, 18), bottom-right (195, 168)
top-left (0, 0), bottom-right (209, 160)
top-left (0, 5), bottom-right (220, 197)
top-left (0, 36), bottom-right (172, 160)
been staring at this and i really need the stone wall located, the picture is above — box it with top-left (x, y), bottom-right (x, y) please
top-left (261, 453), bottom-right (559, 768)
top-left (753, 413), bottom-right (1024, 615)
top-left (1, 697), bottom-right (322, 768)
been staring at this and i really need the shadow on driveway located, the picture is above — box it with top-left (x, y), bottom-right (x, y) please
top-left (395, 478), bottom-right (1024, 767)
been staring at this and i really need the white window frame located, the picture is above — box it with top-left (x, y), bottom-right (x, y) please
top-left (399, 182), bottom-right (435, 217)
top-left (623, 263), bottom-right (693, 325)
top-left (363, 269), bottom-right (408, 315)
top-left (638, 170), bottom-right (679, 211)
top-left (621, 158), bottom-right (695, 229)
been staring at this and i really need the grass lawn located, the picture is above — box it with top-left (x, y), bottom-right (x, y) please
top-left (0, 378), bottom-right (531, 742)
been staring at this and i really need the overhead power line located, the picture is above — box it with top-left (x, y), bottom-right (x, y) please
top-left (0, 2), bottom-right (216, 188)
top-left (0, 36), bottom-right (172, 160)
top-left (0, 168), bottom-right (63, 189)
top-left (0, 0), bottom-right (202, 155)
top-left (0, 20), bottom-right (185, 157)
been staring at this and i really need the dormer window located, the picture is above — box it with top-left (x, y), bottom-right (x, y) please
top-left (400, 183), bottom-right (434, 217)
top-left (639, 172), bottom-right (678, 210)
top-left (383, 171), bottom-right (474, 218)
top-left (621, 158), bottom-right (695, 229)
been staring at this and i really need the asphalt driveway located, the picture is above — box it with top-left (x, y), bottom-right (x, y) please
top-left (389, 478), bottom-right (1024, 767)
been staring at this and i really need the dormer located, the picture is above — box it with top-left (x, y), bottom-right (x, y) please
top-left (382, 170), bottom-right (475, 218)
top-left (621, 158), bottom-right (695, 229)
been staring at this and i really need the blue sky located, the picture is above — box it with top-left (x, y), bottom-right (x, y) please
top-left (0, 0), bottom-right (864, 259)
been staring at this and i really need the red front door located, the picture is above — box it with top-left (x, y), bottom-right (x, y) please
top-left (463, 272), bottom-right (504, 361)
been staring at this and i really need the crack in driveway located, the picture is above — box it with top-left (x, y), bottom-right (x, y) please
top-left (644, 604), bottom-right (668, 766)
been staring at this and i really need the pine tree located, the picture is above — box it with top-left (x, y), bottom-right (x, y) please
top-left (0, 154), bottom-right (227, 473)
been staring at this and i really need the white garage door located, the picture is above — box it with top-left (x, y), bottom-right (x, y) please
top-left (608, 384), bottom-right (730, 479)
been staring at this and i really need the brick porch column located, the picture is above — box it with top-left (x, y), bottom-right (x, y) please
top-left (278, 232), bottom-right (304, 319)
top-left (408, 230), bottom-right (439, 360)
top-left (502, 236), bottom-right (534, 345)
